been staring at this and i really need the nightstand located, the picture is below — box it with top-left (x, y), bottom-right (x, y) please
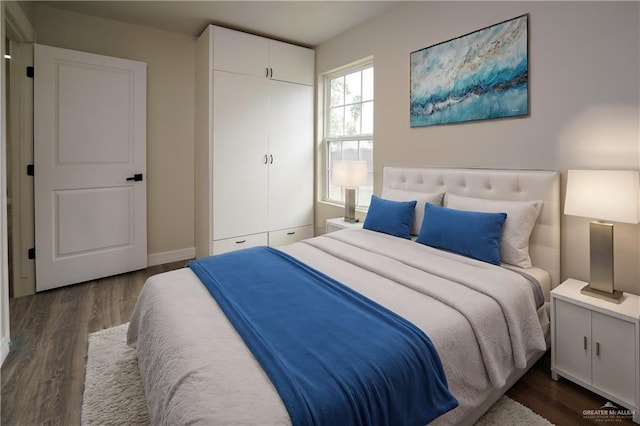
top-left (325, 217), bottom-right (364, 233)
top-left (551, 278), bottom-right (640, 423)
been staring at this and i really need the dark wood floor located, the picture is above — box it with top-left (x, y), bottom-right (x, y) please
top-left (1, 261), bottom-right (635, 425)
top-left (1, 260), bottom-right (186, 425)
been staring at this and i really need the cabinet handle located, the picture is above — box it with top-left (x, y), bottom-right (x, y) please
top-left (264, 154), bottom-right (268, 164)
top-left (583, 336), bottom-right (587, 350)
top-left (265, 67), bottom-right (269, 78)
top-left (596, 342), bottom-right (600, 356)
top-left (270, 68), bottom-right (273, 78)
top-left (269, 154), bottom-right (273, 164)
top-left (235, 240), bottom-right (246, 244)
top-left (287, 231), bottom-right (295, 235)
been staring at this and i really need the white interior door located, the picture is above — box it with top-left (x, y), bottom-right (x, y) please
top-left (34, 44), bottom-right (147, 291)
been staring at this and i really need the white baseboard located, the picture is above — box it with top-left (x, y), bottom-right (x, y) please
top-left (147, 247), bottom-right (195, 267)
top-left (1, 336), bottom-right (10, 366)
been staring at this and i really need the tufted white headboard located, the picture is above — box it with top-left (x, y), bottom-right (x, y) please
top-left (382, 167), bottom-right (561, 287)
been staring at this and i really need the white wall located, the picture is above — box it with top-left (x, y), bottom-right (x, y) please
top-left (33, 4), bottom-right (196, 258)
top-left (315, 1), bottom-right (640, 295)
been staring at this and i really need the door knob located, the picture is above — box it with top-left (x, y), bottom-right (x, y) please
top-left (126, 173), bottom-right (144, 182)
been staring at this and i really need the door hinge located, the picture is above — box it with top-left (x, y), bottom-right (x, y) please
top-left (27, 164), bottom-right (34, 176)
top-left (28, 248), bottom-right (35, 260)
top-left (26, 66), bottom-right (34, 78)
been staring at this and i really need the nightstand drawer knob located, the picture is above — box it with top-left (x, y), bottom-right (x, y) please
top-left (584, 336), bottom-right (587, 350)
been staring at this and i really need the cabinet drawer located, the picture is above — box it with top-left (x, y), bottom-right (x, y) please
top-left (269, 225), bottom-right (313, 247)
top-left (213, 233), bottom-right (268, 255)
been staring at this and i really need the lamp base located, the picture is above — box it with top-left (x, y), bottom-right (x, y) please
top-left (589, 221), bottom-right (615, 293)
top-left (343, 187), bottom-right (357, 223)
top-left (580, 284), bottom-right (623, 304)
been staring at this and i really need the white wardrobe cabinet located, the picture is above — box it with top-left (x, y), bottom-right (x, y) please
top-left (211, 25), bottom-right (314, 85)
top-left (196, 25), bottom-right (315, 257)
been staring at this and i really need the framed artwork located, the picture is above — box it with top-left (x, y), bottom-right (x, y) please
top-left (410, 14), bottom-right (529, 127)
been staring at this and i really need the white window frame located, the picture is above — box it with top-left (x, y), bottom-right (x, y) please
top-left (323, 61), bottom-right (374, 208)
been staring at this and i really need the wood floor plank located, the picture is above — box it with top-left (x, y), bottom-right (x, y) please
top-left (2, 289), bottom-right (59, 424)
top-left (2, 260), bottom-right (637, 425)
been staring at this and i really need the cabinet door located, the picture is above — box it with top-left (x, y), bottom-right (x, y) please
top-left (554, 299), bottom-right (592, 383)
top-left (268, 40), bottom-right (314, 86)
top-left (213, 71), bottom-right (269, 240)
top-left (592, 312), bottom-right (636, 406)
top-left (212, 26), bottom-right (268, 77)
top-left (267, 81), bottom-right (314, 231)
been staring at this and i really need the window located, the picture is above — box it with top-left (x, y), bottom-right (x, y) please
top-left (325, 63), bottom-right (373, 207)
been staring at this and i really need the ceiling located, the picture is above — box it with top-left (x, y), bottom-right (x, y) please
top-left (37, 1), bottom-right (400, 47)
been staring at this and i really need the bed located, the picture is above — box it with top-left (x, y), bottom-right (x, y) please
top-left (127, 167), bottom-right (560, 425)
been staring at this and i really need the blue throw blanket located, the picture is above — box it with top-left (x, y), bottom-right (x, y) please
top-left (189, 246), bottom-right (458, 426)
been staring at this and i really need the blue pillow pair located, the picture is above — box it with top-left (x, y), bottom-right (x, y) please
top-left (363, 196), bottom-right (507, 265)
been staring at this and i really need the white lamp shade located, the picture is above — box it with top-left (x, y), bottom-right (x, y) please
top-left (332, 161), bottom-right (368, 188)
top-left (564, 169), bottom-right (640, 224)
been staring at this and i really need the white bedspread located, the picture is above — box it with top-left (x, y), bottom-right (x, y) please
top-left (127, 229), bottom-right (547, 425)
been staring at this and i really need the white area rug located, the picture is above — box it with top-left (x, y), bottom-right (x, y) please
top-left (82, 323), bottom-right (553, 425)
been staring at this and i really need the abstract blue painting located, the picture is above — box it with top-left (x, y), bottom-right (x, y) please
top-left (410, 15), bottom-right (528, 127)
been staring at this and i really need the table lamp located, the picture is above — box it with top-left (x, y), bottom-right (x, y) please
top-left (332, 160), bottom-right (368, 223)
top-left (564, 169), bottom-right (640, 303)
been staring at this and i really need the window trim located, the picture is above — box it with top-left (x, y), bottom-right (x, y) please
top-left (322, 60), bottom-right (374, 208)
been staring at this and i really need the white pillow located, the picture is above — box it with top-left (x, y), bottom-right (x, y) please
top-left (445, 193), bottom-right (542, 268)
top-left (381, 188), bottom-right (444, 235)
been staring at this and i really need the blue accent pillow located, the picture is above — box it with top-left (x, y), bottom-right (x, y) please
top-left (363, 195), bottom-right (417, 239)
top-left (416, 203), bottom-right (507, 265)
